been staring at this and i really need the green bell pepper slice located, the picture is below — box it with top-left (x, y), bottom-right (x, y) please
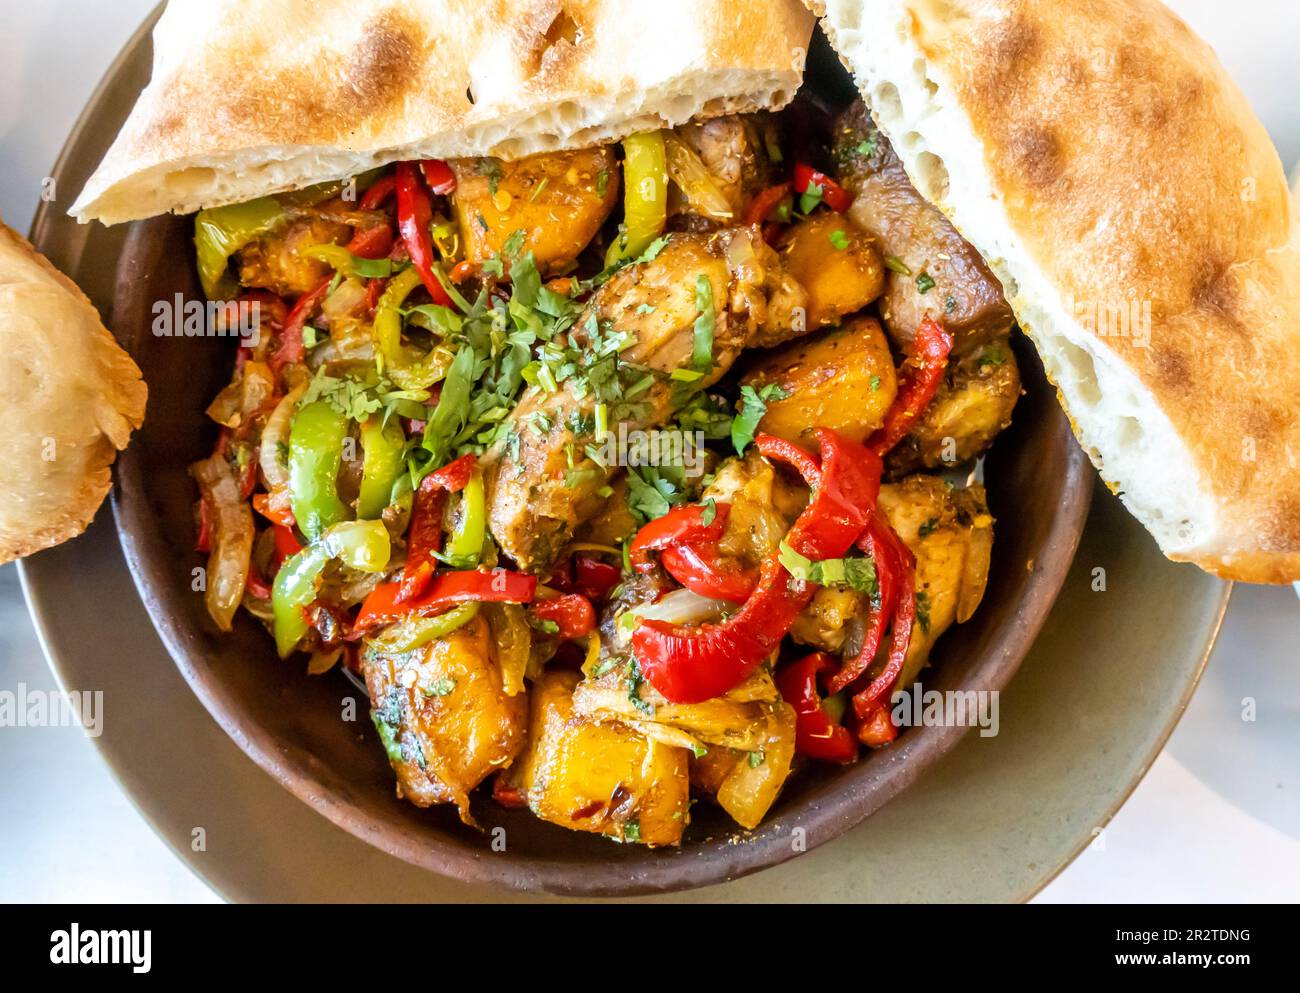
top-left (288, 401), bottom-right (350, 541)
top-left (367, 602), bottom-right (480, 655)
top-left (606, 131), bottom-right (668, 267)
top-left (272, 520), bottom-right (392, 657)
top-left (442, 468), bottom-right (486, 567)
top-left (373, 268), bottom-right (457, 392)
top-left (357, 416), bottom-right (407, 520)
top-left (194, 197), bottom-right (286, 300)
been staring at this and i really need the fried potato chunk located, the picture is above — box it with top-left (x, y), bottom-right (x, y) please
top-left (777, 213), bottom-right (885, 329)
top-left (363, 615), bottom-right (527, 823)
top-left (450, 147), bottom-right (619, 274)
top-left (506, 671), bottom-right (690, 846)
top-left (740, 316), bottom-right (898, 445)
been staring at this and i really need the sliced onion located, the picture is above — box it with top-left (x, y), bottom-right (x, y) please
top-left (321, 276), bottom-right (369, 324)
top-left (618, 588), bottom-right (731, 644)
top-left (191, 453), bottom-right (254, 632)
top-left (259, 382), bottom-right (306, 492)
top-left (664, 133), bottom-right (734, 221)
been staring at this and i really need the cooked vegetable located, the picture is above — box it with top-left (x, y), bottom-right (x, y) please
top-left (272, 519), bottom-right (391, 657)
top-left (889, 340), bottom-right (1022, 474)
top-left (195, 197), bottom-right (286, 299)
top-left (356, 416), bottom-right (406, 520)
top-left (395, 161), bottom-right (455, 308)
top-left (606, 132), bottom-right (668, 265)
top-left (287, 400), bottom-right (350, 541)
top-left (190, 452), bottom-right (254, 631)
top-left (663, 131), bottom-right (734, 222)
top-left (777, 212), bottom-right (885, 329)
top-left (775, 652), bottom-right (858, 763)
top-left (372, 267), bottom-right (455, 392)
top-left (352, 569), bottom-right (538, 635)
top-left (740, 316), bottom-right (897, 444)
top-left (364, 615), bottom-right (527, 822)
top-left (505, 670), bottom-right (690, 846)
top-left (450, 147), bottom-right (620, 274)
top-left (868, 316), bottom-right (954, 456)
top-left (398, 454), bottom-right (478, 603)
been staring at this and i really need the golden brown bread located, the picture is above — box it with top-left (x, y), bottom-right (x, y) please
top-left (73, 0), bottom-right (815, 224)
top-left (811, 0), bottom-right (1300, 582)
top-left (0, 222), bottom-right (146, 563)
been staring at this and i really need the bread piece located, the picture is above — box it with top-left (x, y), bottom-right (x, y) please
top-left (811, 0), bottom-right (1300, 582)
top-left (0, 223), bottom-right (147, 563)
top-left (72, 0), bottom-right (815, 225)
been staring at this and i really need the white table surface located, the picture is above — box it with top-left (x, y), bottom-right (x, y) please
top-left (0, 0), bottom-right (1296, 904)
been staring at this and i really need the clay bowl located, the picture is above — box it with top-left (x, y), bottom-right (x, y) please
top-left (108, 28), bottom-right (1093, 897)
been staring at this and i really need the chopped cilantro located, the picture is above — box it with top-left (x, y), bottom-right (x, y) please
top-left (424, 677), bottom-right (457, 698)
top-left (916, 591), bottom-right (932, 634)
top-left (885, 255), bottom-right (912, 276)
top-left (829, 228), bottom-right (851, 251)
top-left (691, 275), bottom-right (715, 372)
top-left (731, 383), bottom-right (791, 455)
top-left (916, 271), bottom-right (936, 294)
top-left (778, 541), bottom-right (879, 597)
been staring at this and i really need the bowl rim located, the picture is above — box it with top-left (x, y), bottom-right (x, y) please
top-left (47, 3), bottom-right (1095, 897)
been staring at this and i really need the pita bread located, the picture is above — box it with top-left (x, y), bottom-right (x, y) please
top-left (811, 0), bottom-right (1300, 583)
top-left (72, 0), bottom-right (815, 225)
top-left (0, 223), bottom-right (147, 563)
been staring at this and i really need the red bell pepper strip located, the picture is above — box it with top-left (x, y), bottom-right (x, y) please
top-left (529, 593), bottom-right (597, 640)
top-left (195, 496), bottom-right (213, 554)
top-left (271, 524), bottom-right (304, 566)
top-left (347, 223), bottom-right (395, 260)
top-left (359, 175), bottom-right (397, 211)
top-left (776, 653), bottom-right (859, 763)
top-left (397, 454), bottom-right (479, 604)
top-left (745, 182), bottom-right (792, 227)
top-left (272, 277), bottom-right (331, 373)
top-left (782, 429), bottom-right (882, 561)
top-left (574, 555), bottom-right (621, 602)
top-left (353, 569), bottom-right (538, 635)
top-left (492, 775), bottom-right (528, 809)
top-left (825, 511), bottom-right (902, 696)
top-left (660, 544), bottom-right (758, 604)
top-left (394, 161), bottom-right (455, 308)
top-left (851, 509), bottom-right (918, 719)
top-left (857, 704), bottom-right (899, 748)
top-left (246, 563), bottom-right (274, 601)
top-left (628, 503), bottom-right (730, 574)
top-left (793, 163), bottom-right (853, 213)
top-left (869, 316), bottom-right (954, 456)
top-left (420, 159), bottom-right (457, 196)
top-left (632, 558), bottom-right (814, 704)
top-left (755, 434), bottom-right (824, 488)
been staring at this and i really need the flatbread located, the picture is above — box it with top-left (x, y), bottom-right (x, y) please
top-left (72, 0), bottom-right (815, 225)
top-left (812, 0), bottom-right (1300, 582)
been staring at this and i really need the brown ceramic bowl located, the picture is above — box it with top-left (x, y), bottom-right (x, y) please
top-left (107, 25), bottom-right (1093, 897)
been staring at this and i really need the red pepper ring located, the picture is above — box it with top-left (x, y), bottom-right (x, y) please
top-left (632, 558), bottom-right (815, 705)
top-left (851, 509), bottom-right (918, 719)
top-left (793, 163), bottom-right (854, 213)
top-left (359, 175), bottom-right (397, 212)
top-left (272, 277), bottom-right (332, 373)
top-left (347, 223), bottom-right (395, 261)
top-left (660, 543), bottom-right (759, 604)
top-left (757, 429), bottom-right (883, 562)
top-left (573, 555), bottom-right (622, 602)
top-left (352, 569), bottom-right (538, 637)
top-left (420, 159), bottom-right (457, 196)
top-left (869, 316), bottom-right (954, 457)
top-left (744, 182), bottom-right (792, 228)
top-left (394, 161), bottom-right (455, 309)
top-left (628, 503), bottom-right (731, 575)
top-left (776, 653), bottom-right (859, 764)
top-left (755, 434), bottom-right (823, 488)
top-left (825, 514), bottom-right (901, 696)
top-left (529, 593), bottom-right (597, 640)
top-left (396, 455), bottom-right (480, 604)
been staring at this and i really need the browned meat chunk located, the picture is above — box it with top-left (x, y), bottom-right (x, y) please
top-left (834, 101), bottom-right (1014, 356)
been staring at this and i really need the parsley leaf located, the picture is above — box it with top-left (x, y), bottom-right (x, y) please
top-left (691, 275), bottom-right (715, 372)
top-left (731, 383), bottom-right (791, 455)
top-left (778, 541), bottom-right (879, 598)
